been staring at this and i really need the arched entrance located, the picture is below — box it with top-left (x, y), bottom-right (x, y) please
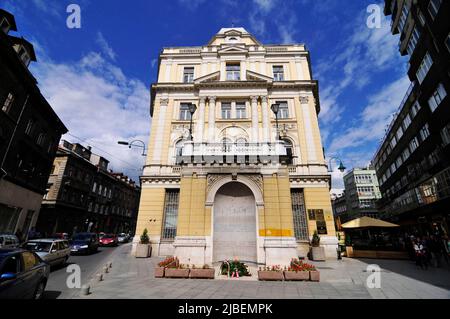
top-left (213, 182), bottom-right (257, 264)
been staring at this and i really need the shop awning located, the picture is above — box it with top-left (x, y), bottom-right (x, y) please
top-left (341, 216), bottom-right (399, 229)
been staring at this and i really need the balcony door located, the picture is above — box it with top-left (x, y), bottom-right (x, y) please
top-left (212, 182), bottom-right (257, 264)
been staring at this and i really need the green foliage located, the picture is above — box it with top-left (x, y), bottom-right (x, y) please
top-left (220, 260), bottom-right (251, 277)
top-left (140, 228), bottom-right (150, 244)
top-left (311, 231), bottom-right (320, 247)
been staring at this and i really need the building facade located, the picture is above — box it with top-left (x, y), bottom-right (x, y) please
top-left (0, 9), bottom-right (67, 238)
top-left (373, 1), bottom-right (450, 235)
top-left (37, 140), bottom-right (140, 236)
top-left (331, 191), bottom-right (347, 227)
top-left (134, 28), bottom-right (337, 266)
top-left (342, 168), bottom-right (381, 223)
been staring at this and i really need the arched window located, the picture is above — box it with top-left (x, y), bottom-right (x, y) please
top-left (283, 139), bottom-right (294, 165)
top-left (222, 138), bottom-right (232, 152)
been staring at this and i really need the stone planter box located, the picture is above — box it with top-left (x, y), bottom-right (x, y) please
top-left (154, 267), bottom-right (165, 278)
top-left (258, 271), bottom-right (284, 281)
top-left (311, 246), bottom-right (326, 261)
top-left (189, 268), bottom-right (215, 279)
top-left (164, 268), bottom-right (190, 278)
top-left (310, 270), bottom-right (320, 282)
top-left (284, 271), bottom-right (310, 281)
top-left (135, 244), bottom-right (152, 258)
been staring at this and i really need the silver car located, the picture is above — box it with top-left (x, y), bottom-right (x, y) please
top-left (0, 234), bottom-right (20, 249)
top-left (23, 239), bottom-right (71, 266)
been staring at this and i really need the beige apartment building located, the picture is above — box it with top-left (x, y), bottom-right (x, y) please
top-left (134, 28), bottom-right (337, 266)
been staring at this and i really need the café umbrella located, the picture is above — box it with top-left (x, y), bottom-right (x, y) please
top-left (341, 216), bottom-right (399, 229)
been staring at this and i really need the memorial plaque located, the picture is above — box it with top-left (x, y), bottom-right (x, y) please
top-left (213, 182), bottom-right (257, 263)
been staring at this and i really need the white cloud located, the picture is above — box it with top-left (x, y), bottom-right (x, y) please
top-left (96, 32), bottom-right (117, 61)
top-left (31, 52), bottom-right (150, 181)
top-left (253, 0), bottom-right (277, 13)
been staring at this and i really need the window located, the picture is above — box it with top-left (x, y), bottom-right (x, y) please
top-left (446, 33), bottom-right (450, 53)
top-left (273, 65), bottom-right (284, 81)
top-left (221, 102), bottom-right (231, 119)
top-left (179, 103), bottom-right (192, 121)
top-left (161, 189), bottom-right (180, 239)
top-left (226, 63), bottom-right (240, 81)
top-left (21, 251), bottom-right (39, 271)
top-left (398, 3), bottom-right (409, 32)
top-left (416, 52), bottom-right (433, 84)
top-left (1, 17), bottom-right (11, 34)
top-left (25, 119), bottom-right (34, 136)
top-left (409, 137), bottom-right (419, 152)
top-left (235, 102), bottom-right (246, 119)
top-left (406, 27), bottom-right (420, 56)
top-left (402, 147), bottom-right (410, 162)
top-left (428, 83), bottom-right (447, 112)
top-left (183, 67), bottom-right (194, 83)
top-left (1, 93), bottom-right (14, 113)
top-left (396, 156), bottom-right (403, 168)
top-left (441, 123), bottom-right (450, 146)
top-left (92, 182), bottom-right (97, 192)
top-left (403, 113), bottom-right (412, 130)
top-left (291, 189), bottom-right (308, 241)
top-left (277, 101), bottom-right (289, 119)
top-left (18, 47), bottom-right (31, 66)
top-left (428, 0), bottom-right (442, 19)
top-left (420, 123), bottom-right (430, 141)
top-left (37, 132), bottom-right (46, 147)
top-left (410, 101), bottom-right (421, 118)
top-left (396, 126), bottom-right (403, 141)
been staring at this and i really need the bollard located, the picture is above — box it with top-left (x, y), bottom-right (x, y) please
top-left (80, 285), bottom-right (90, 296)
top-left (103, 266), bottom-right (109, 274)
top-left (96, 273), bottom-right (103, 282)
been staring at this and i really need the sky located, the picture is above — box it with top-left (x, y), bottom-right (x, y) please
top-left (1, 0), bottom-right (410, 189)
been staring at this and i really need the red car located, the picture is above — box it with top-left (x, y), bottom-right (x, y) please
top-left (99, 234), bottom-right (118, 247)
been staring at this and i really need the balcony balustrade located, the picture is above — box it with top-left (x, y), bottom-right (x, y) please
top-left (175, 141), bottom-right (290, 165)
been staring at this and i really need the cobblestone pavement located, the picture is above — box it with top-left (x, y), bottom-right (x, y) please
top-left (75, 244), bottom-right (450, 299)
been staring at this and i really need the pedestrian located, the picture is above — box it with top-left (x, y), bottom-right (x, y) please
top-left (414, 239), bottom-right (428, 270)
top-left (429, 235), bottom-right (442, 268)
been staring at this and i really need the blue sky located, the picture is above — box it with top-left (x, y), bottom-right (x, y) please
top-left (2, 0), bottom-right (410, 189)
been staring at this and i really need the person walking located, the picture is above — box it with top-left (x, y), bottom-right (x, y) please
top-left (414, 239), bottom-right (428, 270)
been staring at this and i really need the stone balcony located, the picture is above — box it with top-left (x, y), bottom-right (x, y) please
top-left (175, 141), bottom-right (291, 165)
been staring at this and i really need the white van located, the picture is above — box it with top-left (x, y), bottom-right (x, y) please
top-left (0, 234), bottom-right (20, 249)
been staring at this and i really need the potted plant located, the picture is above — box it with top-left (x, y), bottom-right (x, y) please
top-left (303, 262), bottom-right (320, 282)
top-left (154, 256), bottom-right (178, 278)
top-left (283, 259), bottom-right (309, 281)
top-left (220, 259), bottom-right (251, 278)
top-left (311, 231), bottom-right (325, 261)
top-left (189, 264), bottom-right (215, 279)
top-left (164, 262), bottom-right (190, 278)
top-left (135, 228), bottom-right (152, 258)
top-left (258, 265), bottom-right (284, 281)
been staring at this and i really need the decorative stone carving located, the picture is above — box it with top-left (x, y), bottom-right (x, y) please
top-left (160, 98), bottom-right (169, 106)
top-left (299, 96), bottom-right (309, 104)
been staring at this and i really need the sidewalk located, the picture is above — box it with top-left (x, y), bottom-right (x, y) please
top-left (76, 244), bottom-right (450, 299)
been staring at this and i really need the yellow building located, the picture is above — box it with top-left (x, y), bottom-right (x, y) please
top-left (134, 28), bottom-right (337, 266)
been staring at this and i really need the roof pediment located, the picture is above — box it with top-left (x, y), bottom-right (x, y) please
top-left (217, 45), bottom-right (248, 55)
top-left (194, 71), bottom-right (220, 84)
top-left (246, 70), bottom-right (273, 83)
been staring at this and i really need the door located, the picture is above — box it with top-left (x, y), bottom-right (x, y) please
top-left (213, 182), bottom-right (257, 264)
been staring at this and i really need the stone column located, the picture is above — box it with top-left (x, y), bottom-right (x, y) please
top-left (195, 97), bottom-right (206, 143)
top-left (261, 96), bottom-right (270, 142)
top-left (251, 96), bottom-right (259, 143)
top-left (208, 96), bottom-right (216, 143)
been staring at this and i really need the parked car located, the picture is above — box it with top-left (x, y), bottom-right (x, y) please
top-left (99, 234), bottom-right (118, 247)
top-left (0, 234), bottom-right (20, 249)
top-left (70, 233), bottom-right (99, 254)
top-left (0, 249), bottom-right (50, 299)
top-left (23, 239), bottom-right (70, 267)
top-left (117, 233), bottom-right (129, 243)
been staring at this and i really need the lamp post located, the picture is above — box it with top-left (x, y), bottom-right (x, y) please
top-left (117, 140), bottom-right (147, 156)
top-left (188, 103), bottom-right (197, 141)
top-left (328, 156), bottom-right (346, 173)
top-left (271, 103), bottom-right (280, 141)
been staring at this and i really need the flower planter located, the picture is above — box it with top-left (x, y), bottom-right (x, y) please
top-left (309, 270), bottom-right (320, 282)
top-left (258, 271), bottom-right (284, 281)
top-left (311, 246), bottom-right (325, 261)
top-left (189, 268), bottom-right (215, 279)
top-left (135, 244), bottom-right (152, 258)
top-left (284, 271), bottom-right (310, 281)
top-left (154, 267), bottom-right (165, 278)
top-left (164, 268), bottom-right (190, 278)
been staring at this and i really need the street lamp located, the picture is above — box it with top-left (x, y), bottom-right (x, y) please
top-left (271, 103), bottom-right (280, 141)
top-left (328, 156), bottom-right (346, 173)
top-left (188, 103), bottom-right (197, 141)
top-left (117, 140), bottom-right (147, 156)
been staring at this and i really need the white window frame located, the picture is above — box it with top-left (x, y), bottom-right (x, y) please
top-left (1, 92), bottom-right (14, 113)
top-left (416, 52), bottom-right (433, 84)
top-left (428, 83), bottom-right (447, 112)
top-left (277, 101), bottom-right (289, 119)
top-left (183, 67), bottom-right (194, 83)
top-left (179, 103), bottom-right (192, 121)
top-left (428, 0), bottom-right (442, 19)
top-left (0, 17), bottom-right (11, 34)
top-left (406, 27), bottom-right (420, 56)
top-left (273, 65), bottom-right (285, 81)
top-left (235, 102), bottom-right (246, 119)
top-left (226, 63), bottom-right (240, 81)
top-left (420, 123), bottom-right (430, 141)
top-left (221, 102), bottom-right (232, 119)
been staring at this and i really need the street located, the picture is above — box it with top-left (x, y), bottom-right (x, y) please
top-left (43, 244), bottom-right (125, 299)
